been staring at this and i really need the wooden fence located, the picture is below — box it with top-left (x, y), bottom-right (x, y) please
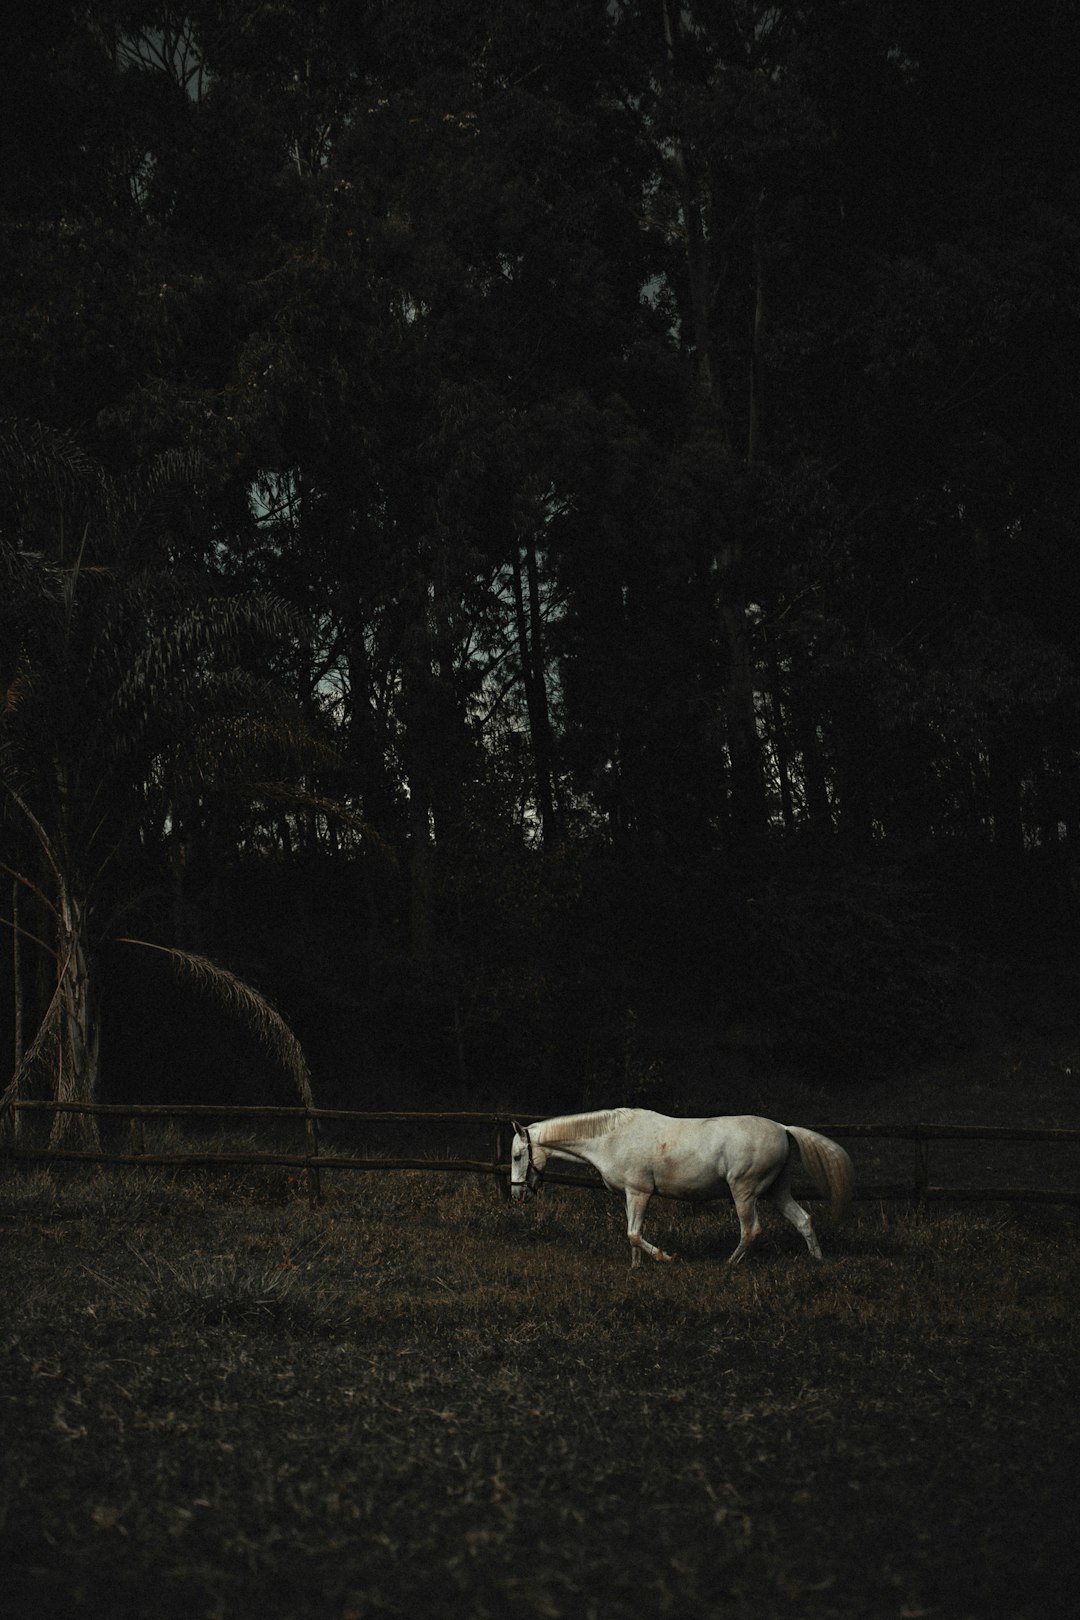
top-left (3, 1100), bottom-right (1079, 1209)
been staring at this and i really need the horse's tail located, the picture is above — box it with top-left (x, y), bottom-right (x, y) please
top-left (785, 1127), bottom-right (854, 1225)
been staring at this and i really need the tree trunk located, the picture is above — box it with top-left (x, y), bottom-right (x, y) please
top-left (10, 879), bottom-right (24, 1143)
top-left (661, 0), bottom-right (766, 843)
top-left (767, 647), bottom-right (795, 835)
top-left (11, 879), bottom-right (23, 1068)
top-left (661, 0), bottom-right (720, 419)
top-left (511, 536), bottom-right (558, 843)
top-left (347, 623), bottom-right (399, 835)
top-left (720, 559), bottom-right (767, 840)
top-left (798, 719), bottom-right (833, 835)
top-left (407, 784), bottom-right (435, 972)
top-left (401, 565), bottom-right (438, 973)
top-left (747, 213), bottom-right (767, 468)
top-left (50, 893), bottom-right (100, 1148)
top-left (989, 725), bottom-right (1025, 863)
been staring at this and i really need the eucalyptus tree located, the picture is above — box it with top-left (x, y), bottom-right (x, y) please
top-left (748, 0), bottom-right (1080, 858)
top-left (7, 0), bottom-right (1076, 1100)
top-left (0, 422), bottom-right (318, 1142)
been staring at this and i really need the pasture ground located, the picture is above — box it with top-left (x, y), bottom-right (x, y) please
top-left (2, 1111), bottom-right (1078, 1620)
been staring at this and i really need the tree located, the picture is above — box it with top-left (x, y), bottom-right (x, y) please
top-left (1, 422), bottom-right (317, 1141)
top-left (4, 1), bottom-right (1079, 1102)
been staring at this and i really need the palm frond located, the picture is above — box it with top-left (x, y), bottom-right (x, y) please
top-left (0, 859), bottom-right (61, 929)
top-left (2, 780), bottom-right (66, 892)
top-left (0, 418), bottom-right (102, 509)
top-left (251, 782), bottom-right (396, 862)
top-left (116, 939), bottom-right (316, 1110)
top-left (4, 668), bottom-right (31, 716)
top-left (106, 447), bottom-right (208, 557)
top-left (105, 593), bottom-right (301, 730)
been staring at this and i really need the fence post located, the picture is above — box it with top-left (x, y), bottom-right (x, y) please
top-left (305, 1109), bottom-right (322, 1207)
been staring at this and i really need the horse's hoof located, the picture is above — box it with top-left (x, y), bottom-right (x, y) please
top-left (656, 1249), bottom-right (678, 1263)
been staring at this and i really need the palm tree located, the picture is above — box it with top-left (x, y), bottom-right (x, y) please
top-left (1, 422), bottom-right (318, 1145)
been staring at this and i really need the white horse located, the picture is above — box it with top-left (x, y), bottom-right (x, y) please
top-left (509, 1108), bottom-right (853, 1266)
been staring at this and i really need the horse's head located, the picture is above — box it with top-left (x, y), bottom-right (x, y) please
top-left (509, 1124), bottom-right (545, 1203)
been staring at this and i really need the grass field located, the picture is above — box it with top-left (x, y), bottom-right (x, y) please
top-left (2, 1145), bottom-right (1078, 1620)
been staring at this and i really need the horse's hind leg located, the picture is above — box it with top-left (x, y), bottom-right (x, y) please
top-left (727, 1185), bottom-right (762, 1264)
top-left (772, 1184), bottom-right (822, 1259)
top-left (625, 1189), bottom-right (677, 1267)
top-left (766, 1153), bottom-right (822, 1258)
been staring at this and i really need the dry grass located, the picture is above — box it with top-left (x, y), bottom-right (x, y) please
top-left (1, 1156), bottom-right (1078, 1620)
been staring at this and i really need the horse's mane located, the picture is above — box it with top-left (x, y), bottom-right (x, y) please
top-left (530, 1108), bottom-right (635, 1145)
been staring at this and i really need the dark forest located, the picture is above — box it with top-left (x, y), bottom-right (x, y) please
top-left (3, 0), bottom-right (1079, 1120)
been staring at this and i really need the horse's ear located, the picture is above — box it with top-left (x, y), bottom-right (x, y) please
top-left (511, 1121), bottom-right (523, 1138)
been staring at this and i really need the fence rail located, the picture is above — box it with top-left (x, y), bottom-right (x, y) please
top-left (3, 1100), bottom-right (1079, 1207)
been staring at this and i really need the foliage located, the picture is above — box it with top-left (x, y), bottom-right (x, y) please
top-left (0, 421), bottom-right (326, 1124)
top-left (2, 0), bottom-right (1080, 1102)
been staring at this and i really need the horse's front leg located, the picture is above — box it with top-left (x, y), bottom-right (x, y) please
top-left (625, 1188), bottom-right (677, 1267)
